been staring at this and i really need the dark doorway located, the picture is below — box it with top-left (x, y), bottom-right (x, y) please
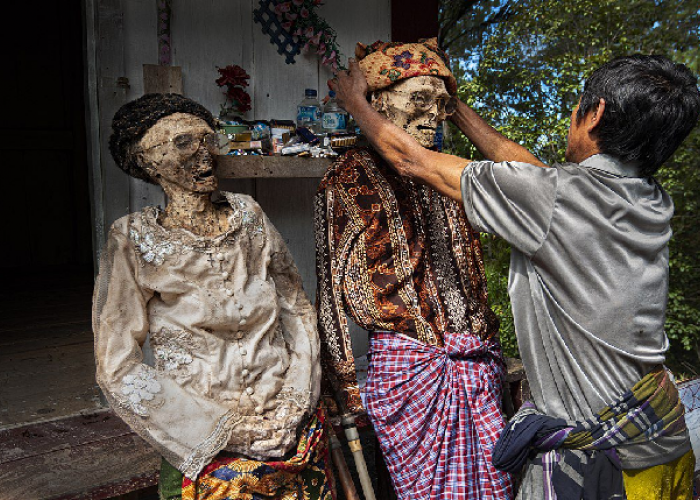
top-left (0, 0), bottom-right (99, 426)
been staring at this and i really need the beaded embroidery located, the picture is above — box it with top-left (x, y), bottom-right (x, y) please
top-left (151, 328), bottom-right (199, 373)
top-left (129, 228), bottom-right (176, 265)
top-left (119, 365), bottom-right (162, 417)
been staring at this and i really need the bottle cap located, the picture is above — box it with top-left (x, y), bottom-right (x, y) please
top-left (304, 88), bottom-right (317, 97)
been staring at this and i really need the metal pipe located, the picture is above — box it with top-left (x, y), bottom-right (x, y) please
top-left (341, 414), bottom-right (377, 500)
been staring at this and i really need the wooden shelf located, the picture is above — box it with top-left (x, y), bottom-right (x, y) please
top-left (215, 155), bottom-right (333, 178)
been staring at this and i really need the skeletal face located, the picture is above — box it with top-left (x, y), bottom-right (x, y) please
top-left (135, 113), bottom-right (218, 193)
top-left (370, 76), bottom-right (453, 148)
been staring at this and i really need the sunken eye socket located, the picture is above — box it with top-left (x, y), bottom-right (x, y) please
top-left (410, 93), bottom-right (431, 107)
top-left (173, 134), bottom-right (196, 150)
top-left (170, 133), bottom-right (222, 153)
top-left (408, 93), bottom-right (456, 113)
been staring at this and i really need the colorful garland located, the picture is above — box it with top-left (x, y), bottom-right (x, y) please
top-left (272, 0), bottom-right (343, 70)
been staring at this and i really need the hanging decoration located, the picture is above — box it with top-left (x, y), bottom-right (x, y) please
top-left (253, 0), bottom-right (301, 65)
top-left (157, 0), bottom-right (172, 65)
top-left (254, 0), bottom-right (343, 71)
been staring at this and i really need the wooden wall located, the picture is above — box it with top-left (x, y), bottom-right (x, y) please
top-left (85, 0), bottom-right (391, 356)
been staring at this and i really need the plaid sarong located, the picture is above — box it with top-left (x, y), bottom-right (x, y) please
top-left (181, 406), bottom-right (334, 500)
top-left (364, 331), bottom-right (514, 500)
top-left (493, 367), bottom-right (688, 500)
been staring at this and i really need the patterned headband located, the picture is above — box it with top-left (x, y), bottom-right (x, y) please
top-left (356, 37), bottom-right (458, 95)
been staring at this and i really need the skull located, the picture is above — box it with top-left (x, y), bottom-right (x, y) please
top-left (370, 76), bottom-right (454, 148)
top-left (135, 113), bottom-right (218, 193)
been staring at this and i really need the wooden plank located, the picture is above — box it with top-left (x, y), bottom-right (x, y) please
top-left (0, 325), bottom-right (92, 354)
top-left (50, 473), bottom-right (157, 500)
top-left (256, 178), bottom-right (320, 298)
top-left (251, 0), bottom-right (320, 122)
top-left (84, 0), bottom-right (107, 271)
top-left (0, 410), bottom-right (131, 462)
top-left (0, 410), bottom-right (159, 500)
top-left (0, 341), bottom-right (100, 426)
top-left (170, 0), bottom-right (254, 113)
top-left (216, 155), bottom-right (331, 178)
top-left (142, 64), bottom-right (182, 94)
top-left (317, 1), bottom-right (391, 91)
top-left (95, 0), bottom-right (131, 247)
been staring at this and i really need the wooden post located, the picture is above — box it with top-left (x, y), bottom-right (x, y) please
top-left (391, 0), bottom-right (439, 42)
top-left (143, 64), bottom-right (183, 94)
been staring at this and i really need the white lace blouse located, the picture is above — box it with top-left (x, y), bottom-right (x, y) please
top-left (92, 192), bottom-right (321, 479)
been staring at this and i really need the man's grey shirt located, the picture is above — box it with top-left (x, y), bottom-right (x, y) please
top-left (461, 154), bottom-right (690, 468)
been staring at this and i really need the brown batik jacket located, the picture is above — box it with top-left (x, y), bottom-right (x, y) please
top-left (314, 147), bottom-right (500, 414)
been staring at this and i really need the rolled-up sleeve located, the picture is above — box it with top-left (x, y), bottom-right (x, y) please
top-left (461, 160), bottom-right (559, 257)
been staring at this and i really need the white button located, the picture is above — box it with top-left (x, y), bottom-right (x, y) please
top-left (255, 405), bottom-right (264, 415)
top-left (240, 318), bottom-right (247, 326)
top-left (246, 387), bottom-right (254, 395)
top-left (222, 271), bottom-right (230, 279)
top-left (240, 349), bottom-right (247, 356)
top-left (216, 252), bottom-right (225, 261)
top-left (225, 289), bottom-right (233, 296)
top-left (241, 369), bottom-right (250, 377)
top-left (237, 303), bottom-right (243, 310)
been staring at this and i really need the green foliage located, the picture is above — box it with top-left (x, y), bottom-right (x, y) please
top-left (444, 0), bottom-right (700, 372)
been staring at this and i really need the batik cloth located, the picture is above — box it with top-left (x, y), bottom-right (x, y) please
top-left (181, 406), bottom-right (334, 500)
top-left (315, 147), bottom-right (500, 415)
top-left (493, 367), bottom-right (690, 500)
top-left (355, 37), bottom-right (458, 94)
top-left (364, 331), bottom-right (514, 499)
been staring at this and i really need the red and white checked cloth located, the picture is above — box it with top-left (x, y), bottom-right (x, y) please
top-left (364, 331), bottom-right (515, 500)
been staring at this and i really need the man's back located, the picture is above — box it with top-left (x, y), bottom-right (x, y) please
top-left (462, 154), bottom-right (690, 468)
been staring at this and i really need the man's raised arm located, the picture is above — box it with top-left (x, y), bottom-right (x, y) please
top-left (449, 99), bottom-right (546, 167)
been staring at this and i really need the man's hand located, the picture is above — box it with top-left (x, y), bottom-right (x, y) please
top-left (328, 59), bottom-right (368, 114)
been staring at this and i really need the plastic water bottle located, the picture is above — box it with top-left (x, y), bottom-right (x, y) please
top-left (434, 121), bottom-right (444, 151)
top-left (322, 91), bottom-right (348, 133)
top-left (296, 89), bottom-right (321, 134)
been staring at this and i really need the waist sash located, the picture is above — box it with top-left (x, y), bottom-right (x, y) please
top-left (493, 367), bottom-right (688, 500)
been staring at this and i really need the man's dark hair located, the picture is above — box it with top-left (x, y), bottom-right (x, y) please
top-left (109, 93), bottom-right (216, 183)
top-left (577, 55), bottom-right (700, 176)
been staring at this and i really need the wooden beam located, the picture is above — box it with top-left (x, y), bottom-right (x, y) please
top-left (215, 155), bottom-right (331, 179)
top-left (143, 64), bottom-right (183, 95)
top-left (0, 409), bottom-right (159, 499)
top-left (391, 0), bottom-right (439, 42)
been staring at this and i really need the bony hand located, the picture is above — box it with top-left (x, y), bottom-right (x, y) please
top-left (327, 58), bottom-right (368, 112)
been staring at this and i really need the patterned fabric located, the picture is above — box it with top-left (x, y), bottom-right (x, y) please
top-left (315, 147), bottom-right (499, 415)
top-left (364, 331), bottom-right (514, 499)
top-left (355, 37), bottom-right (458, 94)
top-left (181, 407), bottom-right (334, 500)
top-left (494, 367), bottom-right (689, 500)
